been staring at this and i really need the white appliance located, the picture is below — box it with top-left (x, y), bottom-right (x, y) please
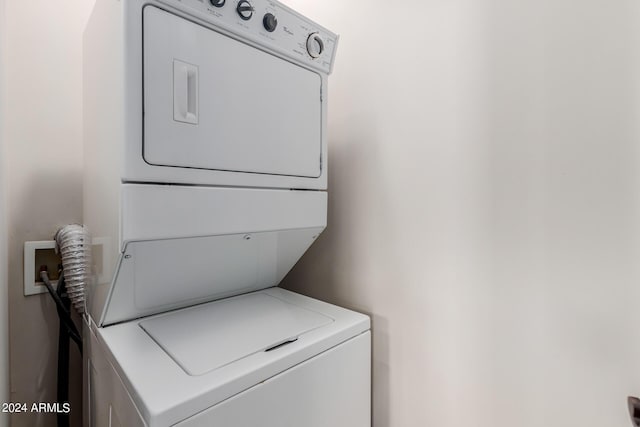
top-left (82, 0), bottom-right (371, 426)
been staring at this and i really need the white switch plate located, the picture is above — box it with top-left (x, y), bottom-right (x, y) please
top-left (24, 240), bottom-right (58, 296)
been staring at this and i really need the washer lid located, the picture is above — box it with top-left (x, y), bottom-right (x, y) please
top-left (139, 293), bottom-right (333, 376)
top-left (96, 288), bottom-right (370, 426)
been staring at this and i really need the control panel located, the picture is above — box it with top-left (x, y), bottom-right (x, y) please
top-left (159, 0), bottom-right (338, 74)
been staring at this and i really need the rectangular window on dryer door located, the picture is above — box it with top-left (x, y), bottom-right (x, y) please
top-left (142, 6), bottom-right (323, 178)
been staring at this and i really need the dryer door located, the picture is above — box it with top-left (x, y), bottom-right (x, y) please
top-left (143, 6), bottom-right (323, 178)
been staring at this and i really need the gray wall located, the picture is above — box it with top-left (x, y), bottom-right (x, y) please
top-left (4, 1), bottom-right (94, 425)
top-left (0, 0), bottom-right (9, 425)
top-left (282, 0), bottom-right (640, 426)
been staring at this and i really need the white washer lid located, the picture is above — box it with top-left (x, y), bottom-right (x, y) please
top-left (139, 293), bottom-right (333, 376)
top-left (96, 288), bottom-right (370, 426)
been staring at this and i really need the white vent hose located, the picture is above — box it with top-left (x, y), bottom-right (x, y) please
top-left (55, 225), bottom-right (90, 314)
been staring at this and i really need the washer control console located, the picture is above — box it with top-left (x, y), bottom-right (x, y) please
top-left (161, 0), bottom-right (338, 74)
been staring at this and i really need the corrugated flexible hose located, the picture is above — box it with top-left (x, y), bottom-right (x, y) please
top-left (55, 224), bottom-right (90, 315)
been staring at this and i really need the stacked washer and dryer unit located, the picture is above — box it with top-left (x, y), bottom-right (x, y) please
top-left (83, 0), bottom-right (370, 426)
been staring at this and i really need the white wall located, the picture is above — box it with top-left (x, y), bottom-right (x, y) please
top-left (4, 0), bottom-right (94, 426)
top-left (3, 0), bottom-right (640, 426)
top-left (0, 0), bottom-right (9, 425)
top-left (282, 0), bottom-right (640, 426)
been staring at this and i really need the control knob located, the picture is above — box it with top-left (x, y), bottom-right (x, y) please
top-left (236, 0), bottom-right (254, 20)
top-left (263, 13), bottom-right (278, 32)
top-left (306, 33), bottom-right (324, 59)
top-left (209, 0), bottom-right (225, 7)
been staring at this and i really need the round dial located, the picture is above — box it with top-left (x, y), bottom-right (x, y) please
top-left (306, 33), bottom-right (325, 59)
top-left (263, 13), bottom-right (278, 32)
top-left (209, 0), bottom-right (225, 7)
top-left (236, 0), bottom-right (254, 20)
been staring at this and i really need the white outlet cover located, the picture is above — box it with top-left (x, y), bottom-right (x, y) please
top-left (24, 240), bottom-right (58, 296)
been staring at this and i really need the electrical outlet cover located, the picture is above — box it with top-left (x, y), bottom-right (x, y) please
top-left (24, 240), bottom-right (58, 296)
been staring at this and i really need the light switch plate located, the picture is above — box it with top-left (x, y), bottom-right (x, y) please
top-left (24, 240), bottom-right (58, 296)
